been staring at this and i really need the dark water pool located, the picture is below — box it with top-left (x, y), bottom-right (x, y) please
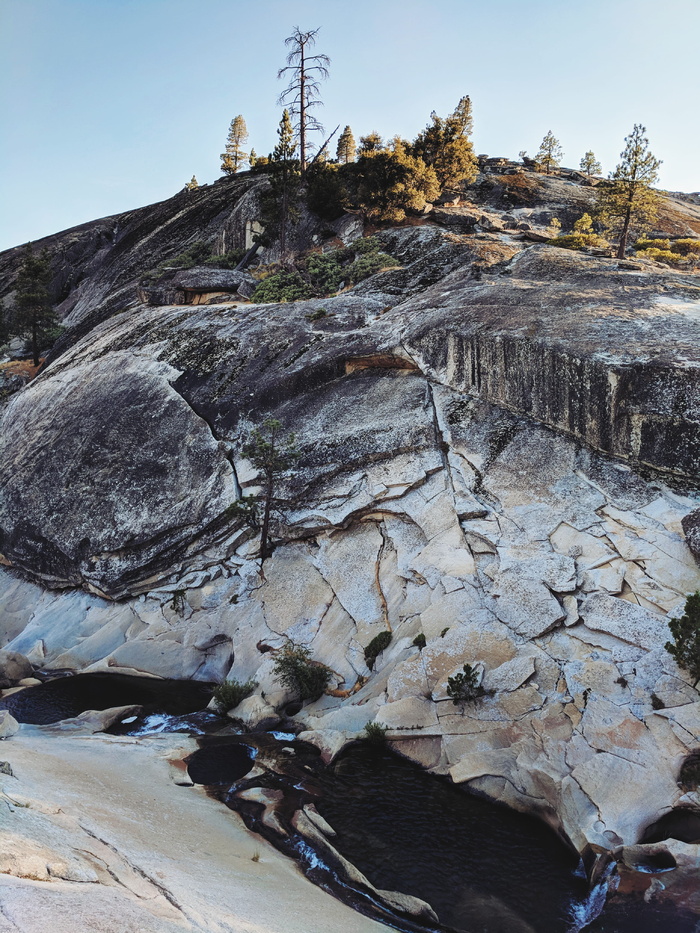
top-left (315, 746), bottom-right (589, 933)
top-left (0, 672), bottom-right (214, 724)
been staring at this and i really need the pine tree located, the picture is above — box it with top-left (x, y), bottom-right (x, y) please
top-left (249, 148), bottom-right (258, 168)
top-left (14, 244), bottom-right (56, 366)
top-left (535, 131), bottom-right (563, 175)
top-left (185, 175), bottom-right (199, 190)
top-left (336, 125), bottom-right (356, 164)
top-left (597, 124), bottom-right (661, 259)
top-left (242, 418), bottom-right (299, 562)
top-left (580, 151), bottom-right (602, 176)
top-left (411, 95), bottom-right (478, 189)
top-left (665, 591), bottom-right (700, 687)
top-left (358, 132), bottom-right (383, 154)
top-left (277, 27), bottom-right (330, 172)
top-left (259, 110), bottom-right (302, 259)
top-left (220, 115), bottom-right (249, 174)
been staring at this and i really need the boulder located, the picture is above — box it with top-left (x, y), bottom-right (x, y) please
top-left (0, 650), bottom-right (33, 686)
top-left (683, 509), bottom-right (700, 561)
top-left (0, 709), bottom-right (20, 738)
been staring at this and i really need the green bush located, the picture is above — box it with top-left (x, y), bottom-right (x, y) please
top-left (250, 238), bottom-right (399, 303)
top-left (635, 247), bottom-right (688, 266)
top-left (549, 213), bottom-right (607, 251)
top-left (213, 678), bottom-right (257, 714)
top-left (364, 631), bottom-right (392, 670)
top-left (363, 721), bottom-right (389, 745)
top-left (634, 237), bottom-right (671, 252)
top-left (273, 643), bottom-right (332, 701)
top-left (205, 248), bottom-right (246, 269)
top-left (672, 238), bottom-right (700, 256)
top-left (446, 663), bottom-right (483, 705)
top-left (665, 591), bottom-right (700, 686)
top-left (251, 271), bottom-right (314, 303)
top-left (412, 633), bottom-right (427, 650)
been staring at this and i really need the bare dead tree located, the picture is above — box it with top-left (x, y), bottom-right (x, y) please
top-left (277, 27), bottom-right (330, 173)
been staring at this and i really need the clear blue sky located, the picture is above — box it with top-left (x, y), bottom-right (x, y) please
top-left (1, 0), bottom-right (698, 251)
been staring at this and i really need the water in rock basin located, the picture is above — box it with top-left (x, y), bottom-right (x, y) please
top-left (0, 672), bottom-right (214, 724)
top-left (316, 745), bottom-right (589, 933)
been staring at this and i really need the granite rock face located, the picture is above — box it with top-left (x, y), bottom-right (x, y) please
top-left (0, 174), bottom-right (699, 875)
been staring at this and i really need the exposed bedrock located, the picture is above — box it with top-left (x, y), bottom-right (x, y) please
top-left (0, 351), bottom-right (237, 597)
top-left (0, 227), bottom-right (699, 880)
top-left (396, 247), bottom-right (700, 480)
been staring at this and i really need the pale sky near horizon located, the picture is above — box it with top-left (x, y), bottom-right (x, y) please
top-left (1, 0), bottom-right (698, 252)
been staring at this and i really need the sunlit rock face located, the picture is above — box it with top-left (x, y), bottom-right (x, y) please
top-left (0, 182), bottom-right (699, 864)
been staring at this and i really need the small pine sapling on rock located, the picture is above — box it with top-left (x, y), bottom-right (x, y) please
top-left (446, 663), bottom-right (484, 706)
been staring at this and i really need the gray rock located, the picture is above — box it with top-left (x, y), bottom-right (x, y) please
top-left (0, 709), bottom-right (20, 738)
top-left (682, 509), bottom-right (700, 561)
top-left (0, 649), bottom-right (32, 685)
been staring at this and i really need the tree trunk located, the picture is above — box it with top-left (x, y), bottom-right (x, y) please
top-left (617, 203), bottom-right (633, 259)
top-left (259, 471), bottom-right (275, 561)
top-left (31, 318), bottom-right (39, 367)
top-left (299, 41), bottom-right (307, 172)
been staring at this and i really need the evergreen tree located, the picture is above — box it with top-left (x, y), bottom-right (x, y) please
top-left (185, 175), bottom-right (199, 190)
top-left (580, 151), bottom-right (602, 176)
top-left (258, 110), bottom-right (301, 258)
top-left (242, 418), bottom-right (299, 562)
top-left (336, 125), bottom-right (356, 163)
top-left (352, 143), bottom-right (440, 223)
top-left (220, 115), bottom-right (249, 174)
top-left (277, 27), bottom-right (330, 172)
top-left (666, 591), bottom-right (700, 687)
top-left (14, 244), bottom-right (56, 366)
top-left (597, 124), bottom-right (661, 259)
top-left (535, 131), bottom-right (563, 175)
top-left (411, 95), bottom-right (478, 189)
top-left (358, 132), bottom-right (383, 154)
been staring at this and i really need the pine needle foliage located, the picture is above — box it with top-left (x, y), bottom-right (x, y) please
top-left (597, 124), bottom-right (661, 259)
top-left (665, 592), bottom-right (700, 687)
top-left (535, 131), bottom-right (563, 175)
top-left (273, 643), bottom-right (332, 701)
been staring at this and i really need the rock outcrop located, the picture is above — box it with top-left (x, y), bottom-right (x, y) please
top-left (1, 169), bottom-right (699, 903)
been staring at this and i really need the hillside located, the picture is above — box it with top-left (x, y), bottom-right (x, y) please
top-left (1, 162), bottom-right (700, 931)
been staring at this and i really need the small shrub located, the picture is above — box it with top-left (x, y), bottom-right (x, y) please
top-left (665, 591), bottom-right (700, 686)
top-left (363, 721), bottom-right (389, 745)
top-left (650, 692), bottom-right (666, 710)
top-left (446, 663), bottom-right (483, 706)
top-left (204, 248), bottom-right (246, 269)
top-left (213, 678), bottom-right (257, 714)
top-left (412, 633), bottom-right (427, 650)
top-left (364, 631), bottom-right (392, 670)
top-left (251, 271), bottom-right (314, 303)
top-left (170, 589), bottom-right (187, 615)
top-left (440, 627), bottom-right (450, 638)
top-left (249, 238), bottom-right (399, 304)
top-left (672, 238), bottom-right (700, 257)
top-left (635, 247), bottom-right (689, 266)
top-left (306, 307), bottom-right (329, 321)
top-left (273, 643), bottom-right (332, 702)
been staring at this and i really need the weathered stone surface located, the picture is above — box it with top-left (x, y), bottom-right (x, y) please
top-left (0, 650), bottom-right (32, 685)
top-left (683, 509), bottom-right (700, 560)
top-left (0, 352), bottom-right (238, 597)
top-left (0, 710), bottom-right (19, 739)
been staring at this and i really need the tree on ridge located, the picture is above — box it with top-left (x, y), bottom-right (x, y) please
top-left (580, 151), bottom-right (602, 176)
top-left (278, 27), bottom-right (330, 172)
top-left (336, 126), bottom-right (356, 164)
top-left (597, 124), bottom-right (661, 258)
top-left (221, 115), bottom-right (249, 174)
top-left (535, 131), bottom-right (563, 175)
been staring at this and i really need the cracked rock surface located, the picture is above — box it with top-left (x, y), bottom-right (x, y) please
top-left (0, 192), bottom-right (699, 875)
